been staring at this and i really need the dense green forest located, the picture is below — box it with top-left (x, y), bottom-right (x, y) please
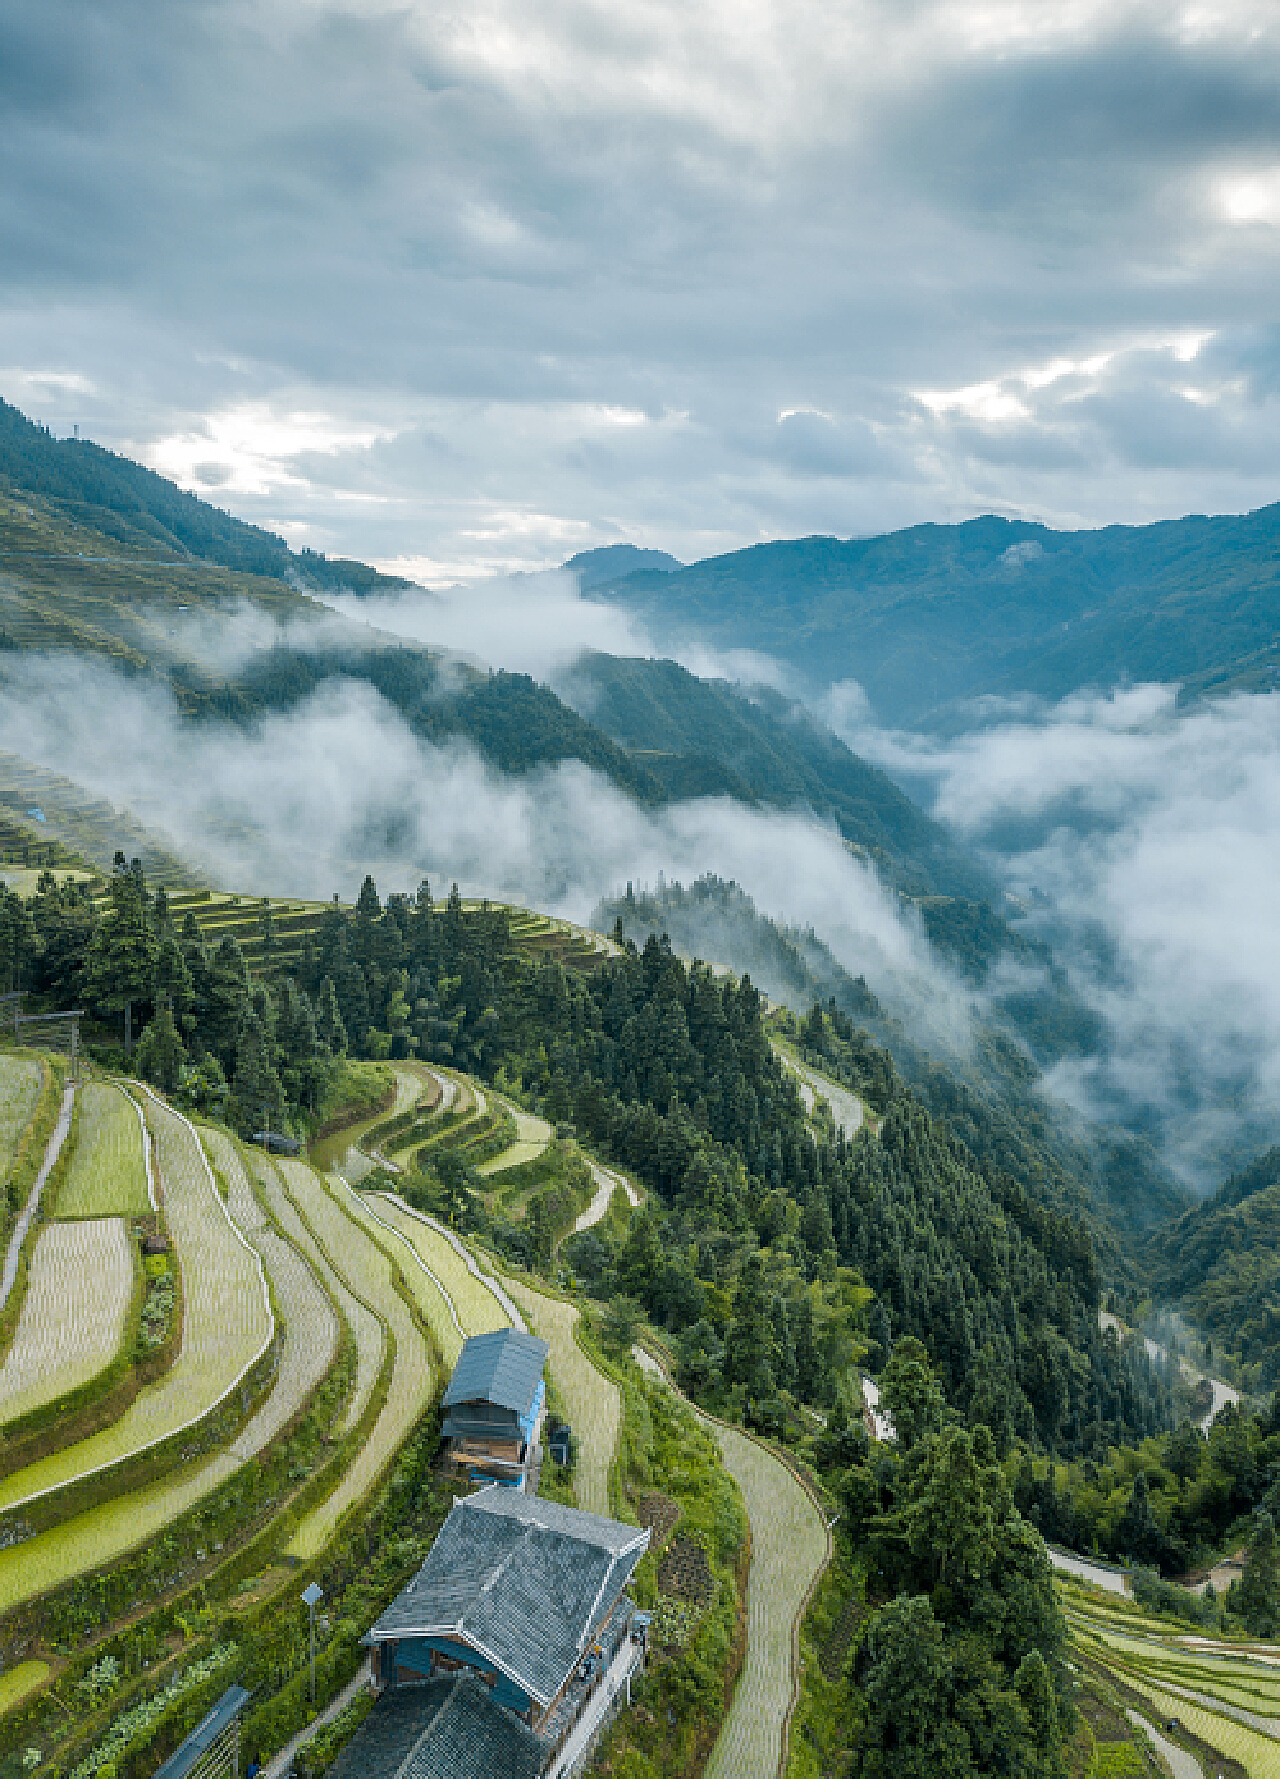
top-left (594, 876), bottom-right (1186, 1242)
top-left (1144, 1147), bottom-right (1280, 1390)
top-left (584, 504), bottom-right (1280, 722)
top-left (8, 855), bottom-right (1171, 1469)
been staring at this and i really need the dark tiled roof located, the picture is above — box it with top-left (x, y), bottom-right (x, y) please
top-left (326, 1678), bottom-right (542, 1779)
top-left (442, 1330), bottom-right (549, 1417)
top-left (367, 1488), bottom-right (649, 1706)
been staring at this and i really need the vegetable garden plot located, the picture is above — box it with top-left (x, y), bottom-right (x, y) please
top-left (248, 1154), bottom-right (384, 1436)
top-left (0, 1056), bottom-right (42, 1184)
top-left (275, 1161), bottom-right (432, 1561)
top-left (0, 1093), bottom-right (273, 1513)
top-left (53, 1084), bottom-right (151, 1219)
top-left (370, 1197), bottom-right (509, 1339)
top-left (702, 1421), bottom-right (829, 1779)
top-left (0, 1218), bottom-right (134, 1425)
top-left (503, 1278), bottom-right (618, 1518)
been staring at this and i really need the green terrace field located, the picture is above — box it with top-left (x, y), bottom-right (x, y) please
top-left (503, 1276), bottom-right (619, 1518)
top-left (1067, 1578), bottom-right (1280, 1776)
top-left (0, 1219), bottom-right (135, 1425)
top-left (0, 1092), bottom-right (272, 1517)
top-left (272, 1158), bottom-right (433, 1561)
top-left (52, 1084), bottom-right (152, 1219)
top-left (0, 1056), bottom-right (44, 1190)
top-left (0, 752), bottom-right (196, 891)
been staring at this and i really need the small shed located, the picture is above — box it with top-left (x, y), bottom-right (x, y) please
top-left (441, 1328), bottom-right (548, 1488)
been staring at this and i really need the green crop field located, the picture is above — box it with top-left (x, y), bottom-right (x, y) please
top-left (701, 1420), bottom-right (829, 1779)
top-left (339, 1188), bottom-right (466, 1366)
top-left (249, 1153), bottom-right (385, 1435)
top-left (53, 1083), bottom-right (151, 1219)
top-left (1069, 1584), bottom-right (1280, 1776)
top-left (203, 1134), bottom-right (341, 1454)
top-left (0, 1054), bottom-right (44, 1186)
top-left (370, 1195), bottom-right (510, 1339)
top-left (0, 1659), bottom-right (51, 1712)
top-left (0, 1217), bottom-right (134, 1425)
top-left (475, 1100), bottom-right (553, 1176)
top-left (275, 1161), bottom-right (432, 1560)
top-left (0, 1093), bottom-right (272, 1514)
top-left (503, 1277), bottom-right (618, 1518)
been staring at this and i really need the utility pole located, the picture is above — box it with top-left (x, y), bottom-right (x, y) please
top-left (302, 1582), bottom-right (323, 1706)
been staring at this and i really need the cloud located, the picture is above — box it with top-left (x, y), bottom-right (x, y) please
top-left (829, 680), bottom-right (1280, 1186)
top-left (2, 3), bottom-right (1280, 571)
top-left (0, 648), bottom-right (958, 1034)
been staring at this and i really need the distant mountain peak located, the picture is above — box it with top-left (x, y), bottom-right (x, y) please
top-left (565, 543), bottom-right (684, 590)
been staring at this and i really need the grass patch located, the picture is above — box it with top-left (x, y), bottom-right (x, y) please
top-left (0, 1660), bottom-right (48, 1714)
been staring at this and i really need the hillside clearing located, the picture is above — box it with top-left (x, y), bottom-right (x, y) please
top-left (53, 1083), bottom-right (151, 1219)
top-left (0, 1218), bottom-right (134, 1424)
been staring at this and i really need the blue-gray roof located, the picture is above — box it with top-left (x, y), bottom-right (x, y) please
top-left (442, 1329), bottom-right (549, 1417)
top-left (366, 1488), bottom-right (649, 1707)
top-left (326, 1676), bottom-right (542, 1779)
top-left (153, 1688), bottom-right (250, 1779)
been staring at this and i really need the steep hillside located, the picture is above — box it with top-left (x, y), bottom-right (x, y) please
top-left (594, 875), bottom-right (1188, 1245)
top-left (1145, 1147), bottom-right (1280, 1387)
top-left (581, 505), bottom-right (1280, 722)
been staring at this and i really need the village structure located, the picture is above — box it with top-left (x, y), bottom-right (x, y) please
top-left (326, 1329), bottom-right (651, 1779)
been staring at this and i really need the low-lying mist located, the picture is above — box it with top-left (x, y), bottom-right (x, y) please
top-left (829, 680), bottom-right (1280, 1189)
top-left (0, 649), bottom-right (965, 1049)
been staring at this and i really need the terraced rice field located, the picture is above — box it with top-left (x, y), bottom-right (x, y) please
top-left (275, 1160), bottom-right (432, 1560)
top-left (0, 1219), bottom-right (134, 1424)
top-left (0, 1659), bottom-right (50, 1712)
top-left (202, 1133), bottom-right (341, 1453)
top-left (0, 1056), bottom-right (43, 1184)
top-left (0, 1093), bottom-right (273, 1514)
top-left (772, 1045), bottom-right (866, 1139)
top-left (248, 1154), bottom-right (384, 1436)
top-left (1069, 1585), bottom-right (1280, 1775)
top-left (475, 1101), bottom-right (552, 1176)
top-left (53, 1083), bottom-right (151, 1218)
top-left (370, 1196), bottom-right (510, 1341)
top-left (502, 1277), bottom-right (618, 1518)
top-left (633, 1345), bottom-right (830, 1779)
top-left (342, 1190), bottom-right (467, 1366)
top-left (702, 1422), bottom-right (829, 1779)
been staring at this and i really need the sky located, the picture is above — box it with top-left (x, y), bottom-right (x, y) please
top-left (4, 0), bottom-right (1280, 579)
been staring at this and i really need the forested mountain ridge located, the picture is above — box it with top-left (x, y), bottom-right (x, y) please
top-left (0, 397), bottom-right (409, 593)
top-left (580, 504), bottom-right (1280, 723)
top-left (594, 875), bottom-right (1189, 1246)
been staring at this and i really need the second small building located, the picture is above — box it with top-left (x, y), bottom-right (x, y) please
top-left (441, 1327), bottom-right (549, 1490)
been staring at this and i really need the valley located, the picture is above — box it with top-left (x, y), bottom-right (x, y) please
top-left (1, 409), bottom-right (1279, 1779)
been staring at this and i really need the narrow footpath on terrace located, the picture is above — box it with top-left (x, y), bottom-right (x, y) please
top-left (634, 1345), bottom-right (831, 1779)
top-left (0, 1081), bottom-right (74, 1308)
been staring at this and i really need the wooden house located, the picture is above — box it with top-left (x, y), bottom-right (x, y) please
top-left (441, 1328), bottom-right (548, 1488)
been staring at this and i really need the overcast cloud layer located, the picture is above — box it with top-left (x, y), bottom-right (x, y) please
top-left (831, 683), bottom-right (1280, 1186)
top-left (4, 1), bottom-right (1280, 574)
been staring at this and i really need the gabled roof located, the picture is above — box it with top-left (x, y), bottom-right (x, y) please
top-left (327, 1676), bottom-right (543, 1779)
top-left (443, 1329), bottom-right (549, 1417)
top-left (367, 1488), bottom-right (649, 1707)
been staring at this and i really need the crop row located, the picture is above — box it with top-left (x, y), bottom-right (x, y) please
top-left (274, 1160), bottom-right (431, 1561)
top-left (0, 1220), bottom-right (135, 1426)
top-left (53, 1084), bottom-right (152, 1221)
top-left (0, 1058), bottom-right (43, 1192)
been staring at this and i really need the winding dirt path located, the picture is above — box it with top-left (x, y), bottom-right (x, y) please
top-left (633, 1345), bottom-right (830, 1778)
